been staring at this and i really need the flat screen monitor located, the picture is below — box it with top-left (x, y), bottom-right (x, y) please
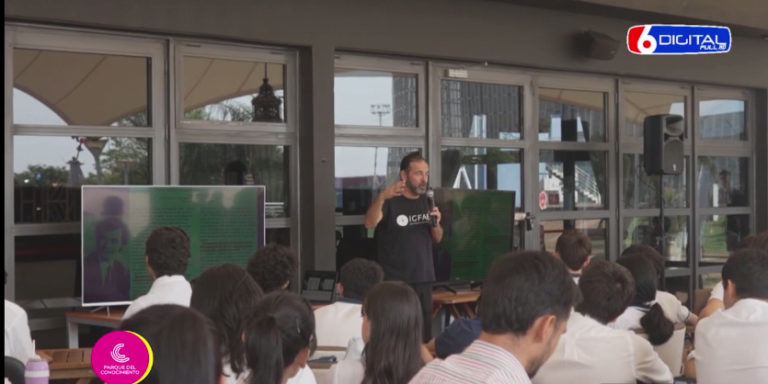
top-left (434, 188), bottom-right (515, 282)
top-left (81, 185), bottom-right (265, 306)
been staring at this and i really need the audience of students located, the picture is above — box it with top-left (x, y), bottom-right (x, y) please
top-left (120, 304), bottom-right (223, 384)
top-left (331, 281), bottom-right (428, 384)
top-left (123, 226), bottom-right (193, 319)
top-left (244, 291), bottom-right (317, 384)
top-left (554, 230), bottom-right (592, 283)
top-left (314, 258), bottom-right (384, 347)
top-left (4, 271), bottom-right (35, 364)
top-left (622, 244), bottom-right (698, 327)
top-left (691, 248), bottom-right (768, 384)
top-left (411, 250), bottom-right (580, 384)
top-left (613, 253), bottom-right (675, 345)
top-left (247, 244), bottom-right (298, 293)
top-left (532, 259), bottom-right (673, 384)
top-left (191, 264), bottom-right (265, 384)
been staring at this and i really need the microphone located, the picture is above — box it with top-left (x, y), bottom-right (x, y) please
top-left (426, 189), bottom-right (437, 227)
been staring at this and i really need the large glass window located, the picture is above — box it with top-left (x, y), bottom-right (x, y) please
top-left (696, 156), bottom-right (749, 208)
top-left (539, 150), bottom-right (607, 210)
top-left (334, 146), bottom-right (419, 214)
top-left (623, 216), bottom-right (689, 263)
top-left (440, 147), bottom-right (522, 210)
top-left (699, 99), bottom-right (746, 141)
top-left (538, 88), bottom-right (606, 142)
top-left (624, 92), bottom-right (685, 138)
top-left (182, 58), bottom-right (286, 123)
top-left (334, 69), bottom-right (418, 127)
top-left (699, 214), bottom-right (750, 262)
top-left (441, 80), bottom-right (522, 140)
top-left (623, 154), bottom-right (687, 209)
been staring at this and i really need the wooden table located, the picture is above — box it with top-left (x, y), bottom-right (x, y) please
top-left (66, 309), bottom-right (124, 348)
top-left (37, 348), bottom-right (96, 380)
top-left (431, 290), bottom-right (481, 320)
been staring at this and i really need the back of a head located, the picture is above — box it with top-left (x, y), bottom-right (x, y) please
top-left (119, 304), bottom-right (221, 384)
top-left (247, 244), bottom-right (298, 293)
top-left (617, 254), bottom-right (673, 345)
top-left (361, 281), bottom-right (424, 384)
top-left (555, 230), bottom-right (592, 271)
top-left (340, 258), bottom-right (384, 301)
top-left (621, 244), bottom-right (664, 281)
top-left (741, 230), bottom-right (768, 252)
top-left (145, 226), bottom-right (190, 277)
top-left (245, 291), bottom-right (316, 384)
top-left (480, 250), bottom-right (579, 335)
top-left (722, 248), bottom-right (768, 301)
top-left (576, 260), bottom-right (635, 324)
top-left (190, 264), bottom-right (264, 375)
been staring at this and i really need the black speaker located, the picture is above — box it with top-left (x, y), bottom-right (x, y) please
top-left (643, 114), bottom-right (684, 175)
top-left (577, 31), bottom-right (619, 60)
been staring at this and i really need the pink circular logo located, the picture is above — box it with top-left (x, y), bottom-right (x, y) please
top-left (91, 330), bottom-right (153, 384)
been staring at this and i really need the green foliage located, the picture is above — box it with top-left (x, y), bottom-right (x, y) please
top-left (14, 164), bottom-right (69, 186)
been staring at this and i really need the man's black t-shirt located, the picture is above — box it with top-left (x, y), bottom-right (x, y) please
top-left (374, 194), bottom-right (435, 283)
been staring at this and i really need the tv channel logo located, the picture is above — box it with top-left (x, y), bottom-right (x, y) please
top-left (627, 25), bottom-right (731, 55)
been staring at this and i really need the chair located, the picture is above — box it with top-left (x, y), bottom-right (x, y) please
top-left (635, 323), bottom-right (686, 377)
top-left (4, 355), bottom-right (26, 384)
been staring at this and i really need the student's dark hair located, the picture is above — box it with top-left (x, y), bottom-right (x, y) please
top-left (399, 151), bottom-right (427, 172)
top-left (622, 244), bottom-right (665, 282)
top-left (361, 282), bottom-right (424, 384)
top-left (245, 291), bottom-right (316, 384)
top-left (95, 216), bottom-right (129, 248)
top-left (617, 254), bottom-right (674, 345)
top-left (722, 248), bottom-right (768, 300)
top-left (480, 250), bottom-right (580, 335)
top-left (119, 304), bottom-right (221, 384)
top-left (145, 226), bottom-right (190, 277)
top-left (576, 260), bottom-right (635, 324)
top-left (247, 244), bottom-right (298, 293)
top-left (741, 230), bottom-right (768, 252)
top-left (340, 258), bottom-right (384, 301)
top-left (555, 230), bottom-right (592, 271)
top-left (191, 264), bottom-right (264, 377)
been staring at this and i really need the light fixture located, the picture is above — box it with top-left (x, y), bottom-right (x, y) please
top-left (252, 63), bottom-right (283, 122)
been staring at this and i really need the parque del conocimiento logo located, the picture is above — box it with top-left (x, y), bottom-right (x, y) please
top-left (91, 330), bottom-right (153, 384)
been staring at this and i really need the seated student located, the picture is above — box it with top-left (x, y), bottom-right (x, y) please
top-left (314, 258), bottom-right (384, 347)
top-left (120, 304), bottom-right (223, 384)
top-left (691, 249), bottom-right (768, 384)
top-left (4, 272), bottom-right (35, 364)
top-left (247, 244), bottom-right (317, 384)
top-left (191, 264), bottom-right (264, 384)
top-left (532, 260), bottom-right (673, 384)
top-left (613, 254), bottom-right (675, 346)
top-left (123, 226), bottom-right (192, 319)
top-left (623, 244), bottom-right (698, 327)
top-left (411, 251), bottom-right (580, 384)
top-left (243, 291), bottom-right (316, 384)
top-left (331, 281), bottom-right (429, 384)
top-left (554, 229), bottom-right (592, 283)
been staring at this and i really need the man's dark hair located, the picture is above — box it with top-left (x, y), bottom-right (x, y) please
top-left (247, 243), bottom-right (298, 293)
top-left (480, 250), bottom-right (580, 335)
top-left (617, 254), bottom-right (673, 345)
top-left (399, 151), bottom-right (427, 172)
top-left (576, 260), bottom-right (635, 324)
top-left (621, 244), bottom-right (665, 281)
top-left (145, 226), bottom-right (190, 277)
top-left (340, 258), bottom-right (384, 301)
top-left (555, 230), bottom-right (592, 271)
top-left (722, 248), bottom-right (768, 300)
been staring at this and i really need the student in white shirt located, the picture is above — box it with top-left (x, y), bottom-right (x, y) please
top-left (123, 226), bottom-right (193, 319)
top-left (315, 258), bottom-right (383, 348)
top-left (191, 264), bottom-right (265, 384)
top-left (554, 230), bottom-right (592, 283)
top-left (613, 254), bottom-right (675, 346)
top-left (4, 272), bottom-right (35, 365)
top-left (691, 248), bottom-right (768, 384)
top-left (533, 260), bottom-right (673, 384)
top-left (623, 244), bottom-right (698, 326)
top-left (243, 291), bottom-right (316, 384)
top-left (412, 251), bottom-right (580, 384)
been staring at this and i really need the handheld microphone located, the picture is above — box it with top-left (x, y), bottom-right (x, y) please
top-left (426, 189), bottom-right (437, 227)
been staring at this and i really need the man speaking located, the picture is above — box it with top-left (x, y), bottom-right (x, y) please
top-left (364, 152), bottom-right (442, 283)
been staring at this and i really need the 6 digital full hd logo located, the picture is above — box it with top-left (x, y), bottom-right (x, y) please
top-left (627, 25), bottom-right (731, 55)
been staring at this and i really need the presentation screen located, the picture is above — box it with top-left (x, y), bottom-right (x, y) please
top-left (81, 186), bottom-right (265, 307)
top-left (435, 188), bottom-right (515, 282)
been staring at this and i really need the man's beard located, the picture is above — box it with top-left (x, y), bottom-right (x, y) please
top-left (407, 180), bottom-right (427, 195)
